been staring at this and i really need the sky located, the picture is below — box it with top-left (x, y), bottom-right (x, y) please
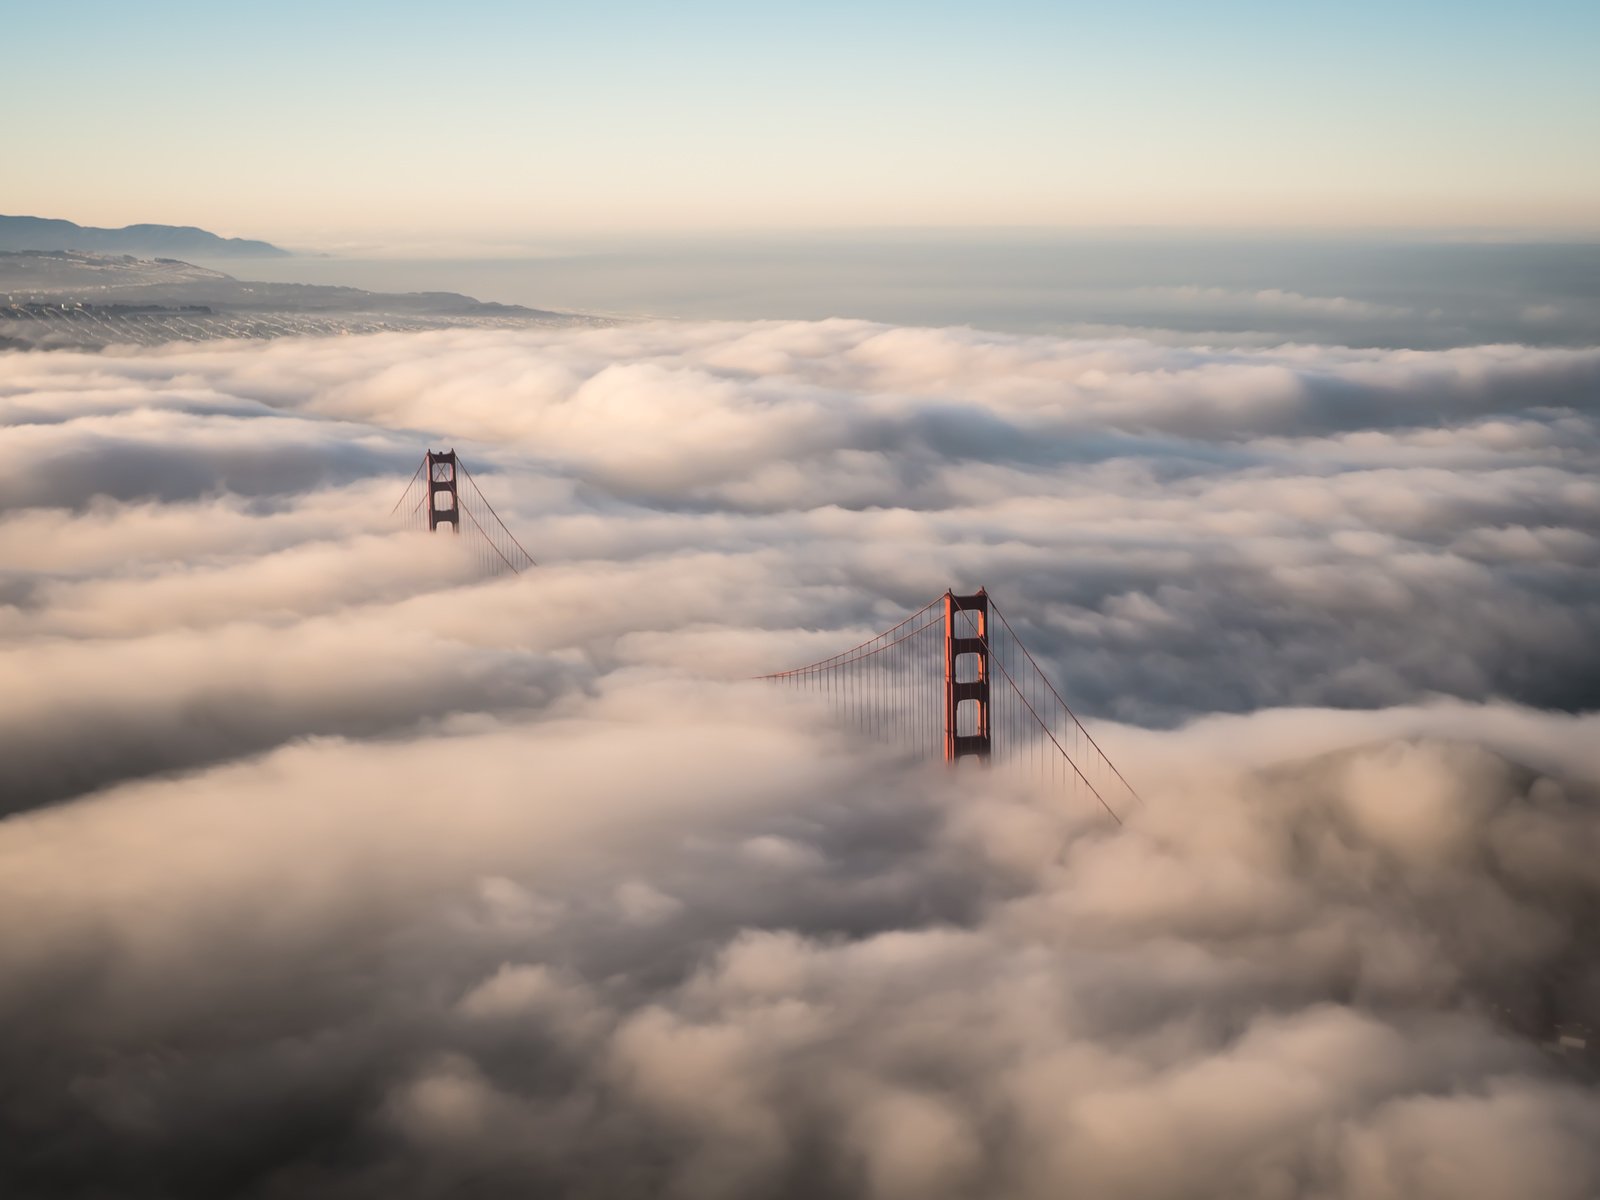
top-left (8, 0), bottom-right (1600, 243)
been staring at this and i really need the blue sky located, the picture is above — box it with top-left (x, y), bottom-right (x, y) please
top-left (9, 0), bottom-right (1599, 244)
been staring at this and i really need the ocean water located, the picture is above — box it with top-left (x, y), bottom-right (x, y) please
top-left (199, 233), bottom-right (1600, 348)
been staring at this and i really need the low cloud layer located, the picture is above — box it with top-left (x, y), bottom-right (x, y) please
top-left (1, 322), bottom-right (1598, 1198)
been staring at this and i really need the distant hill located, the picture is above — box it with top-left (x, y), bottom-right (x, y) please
top-left (0, 250), bottom-right (607, 350)
top-left (0, 215), bottom-right (289, 258)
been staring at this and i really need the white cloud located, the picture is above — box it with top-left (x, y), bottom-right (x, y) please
top-left (1, 322), bottom-right (1597, 1197)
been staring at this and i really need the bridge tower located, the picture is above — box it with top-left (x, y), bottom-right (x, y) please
top-left (944, 589), bottom-right (991, 763)
top-left (427, 449), bottom-right (459, 533)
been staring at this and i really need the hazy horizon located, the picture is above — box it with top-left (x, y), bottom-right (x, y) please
top-left (23, 219), bottom-right (1600, 256)
top-left (182, 230), bottom-right (1600, 351)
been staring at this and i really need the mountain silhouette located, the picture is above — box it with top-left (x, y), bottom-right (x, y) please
top-left (0, 214), bottom-right (289, 258)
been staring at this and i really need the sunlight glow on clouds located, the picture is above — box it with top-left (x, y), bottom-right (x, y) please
top-left (1, 321), bottom-right (1598, 1197)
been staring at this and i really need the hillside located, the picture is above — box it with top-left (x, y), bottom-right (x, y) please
top-left (0, 250), bottom-right (607, 349)
top-left (0, 214), bottom-right (289, 258)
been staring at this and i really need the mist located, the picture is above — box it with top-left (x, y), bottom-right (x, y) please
top-left (202, 234), bottom-right (1600, 349)
top-left (2, 319), bottom-right (1598, 1198)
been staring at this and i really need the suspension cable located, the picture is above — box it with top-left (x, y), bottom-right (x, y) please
top-left (758, 595), bottom-right (945, 678)
top-left (458, 459), bottom-right (539, 567)
top-left (388, 455), bottom-right (426, 515)
top-left (988, 598), bottom-right (1145, 809)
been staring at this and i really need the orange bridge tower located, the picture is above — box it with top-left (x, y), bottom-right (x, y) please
top-left (943, 589), bottom-right (991, 763)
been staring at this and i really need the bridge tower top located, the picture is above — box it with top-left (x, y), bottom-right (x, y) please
top-left (427, 448), bottom-right (459, 534)
top-left (944, 589), bottom-right (991, 763)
